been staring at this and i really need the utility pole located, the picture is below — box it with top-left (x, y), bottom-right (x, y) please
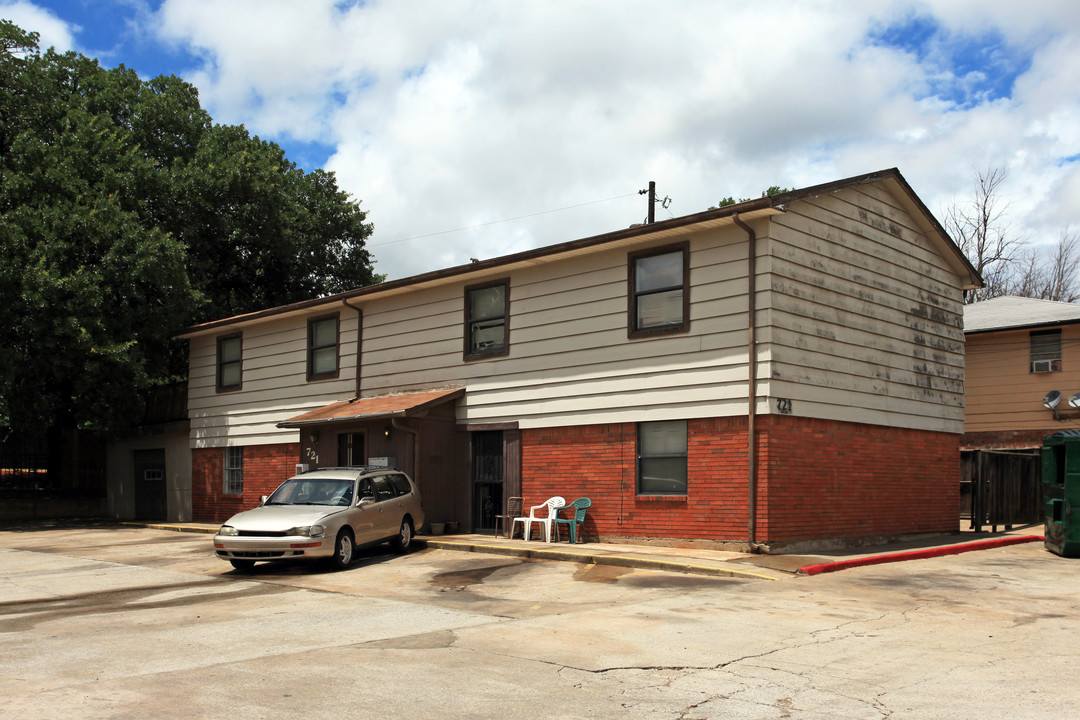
top-left (639, 181), bottom-right (656, 224)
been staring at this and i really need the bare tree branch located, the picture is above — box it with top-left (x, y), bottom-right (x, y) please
top-left (946, 167), bottom-right (1026, 303)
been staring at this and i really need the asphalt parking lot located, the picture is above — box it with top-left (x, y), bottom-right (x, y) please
top-left (1, 524), bottom-right (1078, 719)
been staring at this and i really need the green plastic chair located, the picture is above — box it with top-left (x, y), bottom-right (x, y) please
top-left (553, 497), bottom-right (591, 543)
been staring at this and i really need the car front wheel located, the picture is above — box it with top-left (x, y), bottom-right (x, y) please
top-left (332, 529), bottom-right (355, 569)
top-left (391, 519), bottom-right (413, 553)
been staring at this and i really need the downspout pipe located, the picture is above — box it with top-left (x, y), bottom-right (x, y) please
top-left (732, 213), bottom-right (761, 552)
top-left (342, 298), bottom-right (363, 399)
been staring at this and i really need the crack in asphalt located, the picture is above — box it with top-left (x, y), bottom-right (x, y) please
top-left (551, 605), bottom-right (942, 718)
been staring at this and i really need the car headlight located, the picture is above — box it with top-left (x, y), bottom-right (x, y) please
top-left (286, 524), bottom-right (325, 537)
top-left (218, 525), bottom-right (239, 536)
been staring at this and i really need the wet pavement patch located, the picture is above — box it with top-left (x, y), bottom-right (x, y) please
top-left (430, 560), bottom-right (529, 590)
top-left (0, 580), bottom-right (294, 632)
top-left (620, 573), bottom-right (738, 590)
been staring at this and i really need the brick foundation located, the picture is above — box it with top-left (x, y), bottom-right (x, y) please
top-left (192, 443), bottom-right (299, 522)
top-left (521, 416), bottom-right (958, 546)
top-left (757, 415), bottom-right (958, 544)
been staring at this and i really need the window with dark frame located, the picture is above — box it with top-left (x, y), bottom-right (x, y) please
top-left (1030, 329), bottom-right (1062, 373)
top-left (637, 420), bottom-right (688, 495)
top-left (308, 314), bottom-right (339, 380)
top-left (223, 446), bottom-right (243, 495)
top-left (337, 432), bottom-right (364, 466)
top-left (217, 334), bottom-right (242, 391)
top-left (465, 281), bottom-right (509, 358)
top-left (629, 244), bottom-right (689, 337)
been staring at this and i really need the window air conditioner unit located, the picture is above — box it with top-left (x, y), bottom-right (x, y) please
top-left (295, 463), bottom-right (309, 475)
top-left (1032, 360), bottom-right (1054, 373)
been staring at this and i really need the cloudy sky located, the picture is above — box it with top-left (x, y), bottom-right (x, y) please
top-left (4, 0), bottom-right (1079, 281)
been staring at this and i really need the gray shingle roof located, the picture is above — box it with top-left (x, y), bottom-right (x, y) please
top-left (964, 295), bottom-right (1080, 333)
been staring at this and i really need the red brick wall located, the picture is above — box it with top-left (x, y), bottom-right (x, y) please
top-left (757, 416), bottom-right (959, 542)
top-left (192, 443), bottom-right (299, 522)
top-left (521, 418), bottom-right (749, 543)
top-left (521, 416), bottom-right (959, 545)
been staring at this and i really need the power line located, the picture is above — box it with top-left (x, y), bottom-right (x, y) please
top-left (367, 192), bottom-right (639, 247)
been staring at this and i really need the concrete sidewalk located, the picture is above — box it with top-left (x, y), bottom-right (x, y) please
top-left (122, 520), bottom-right (1045, 579)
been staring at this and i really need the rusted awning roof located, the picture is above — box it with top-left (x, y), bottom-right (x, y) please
top-left (277, 388), bottom-right (465, 428)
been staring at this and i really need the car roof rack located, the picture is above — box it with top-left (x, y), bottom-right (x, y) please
top-left (300, 465), bottom-right (401, 474)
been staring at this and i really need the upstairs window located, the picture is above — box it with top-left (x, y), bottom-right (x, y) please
top-left (1031, 329), bottom-right (1062, 373)
top-left (629, 243), bottom-right (689, 337)
top-left (637, 420), bottom-right (688, 495)
top-left (223, 446), bottom-right (243, 495)
top-left (465, 280), bottom-right (509, 359)
top-left (308, 314), bottom-right (339, 380)
top-left (216, 334), bottom-right (242, 392)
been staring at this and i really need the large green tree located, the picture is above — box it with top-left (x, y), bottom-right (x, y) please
top-left (0, 20), bottom-right (378, 435)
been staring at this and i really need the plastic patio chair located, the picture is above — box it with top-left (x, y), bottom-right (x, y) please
top-left (553, 498), bottom-right (591, 543)
top-left (494, 496), bottom-right (523, 538)
top-left (511, 496), bottom-right (565, 542)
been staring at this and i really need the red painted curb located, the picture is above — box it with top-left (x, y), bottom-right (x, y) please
top-left (796, 535), bottom-right (1045, 576)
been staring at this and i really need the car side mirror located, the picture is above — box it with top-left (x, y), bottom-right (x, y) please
top-left (358, 496), bottom-right (376, 506)
top-left (260, 495), bottom-right (268, 505)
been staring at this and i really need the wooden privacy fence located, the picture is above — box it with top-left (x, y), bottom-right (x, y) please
top-left (961, 449), bottom-right (1042, 532)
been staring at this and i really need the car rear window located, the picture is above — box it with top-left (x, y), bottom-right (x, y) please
top-left (388, 474), bottom-right (412, 496)
top-left (371, 475), bottom-right (397, 501)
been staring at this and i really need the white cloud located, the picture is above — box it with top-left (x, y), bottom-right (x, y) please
top-left (83, 1), bottom-right (1080, 279)
top-left (1, 0), bottom-right (75, 51)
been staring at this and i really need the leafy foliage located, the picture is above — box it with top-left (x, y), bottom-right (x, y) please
top-left (0, 20), bottom-right (378, 434)
top-left (713, 186), bottom-right (791, 209)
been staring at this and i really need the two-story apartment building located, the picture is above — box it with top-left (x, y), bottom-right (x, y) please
top-left (175, 168), bottom-right (980, 551)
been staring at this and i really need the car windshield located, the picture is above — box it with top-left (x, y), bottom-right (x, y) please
top-left (266, 478), bottom-right (354, 506)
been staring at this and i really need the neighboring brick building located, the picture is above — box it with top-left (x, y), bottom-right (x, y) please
top-left (176, 168), bottom-right (979, 552)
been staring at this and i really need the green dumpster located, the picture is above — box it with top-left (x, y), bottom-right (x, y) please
top-left (1042, 431), bottom-right (1080, 557)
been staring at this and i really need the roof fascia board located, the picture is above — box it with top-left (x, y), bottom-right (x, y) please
top-left (278, 410), bottom-right (407, 428)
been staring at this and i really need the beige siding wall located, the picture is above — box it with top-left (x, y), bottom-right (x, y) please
top-left (360, 228), bottom-right (756, 428)
top-left (762, 184), bottom-right (966, 433)
top-left (188, 314), bottom-right (359, 448)
top-left (965, 325), bottom-right (1080, 433)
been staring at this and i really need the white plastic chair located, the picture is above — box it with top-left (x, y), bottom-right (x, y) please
top-left (511, 496), bottom-right (565, 542)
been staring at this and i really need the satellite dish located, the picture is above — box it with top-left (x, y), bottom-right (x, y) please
top-left (1069, 393), bottom-right (1080, 409)
top-left (1044, 390), bottom-right (1062, 409)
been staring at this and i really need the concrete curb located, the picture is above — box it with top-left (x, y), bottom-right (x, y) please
top-left (796, 535), bottom-right (1044, 576)
top-left (419, 538), bottom-right (782, 581)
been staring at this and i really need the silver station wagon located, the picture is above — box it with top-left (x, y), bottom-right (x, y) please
top-left (213, 466), bottom-right (425, 571)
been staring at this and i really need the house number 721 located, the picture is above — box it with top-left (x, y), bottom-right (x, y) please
top-left (776, 398), bottom-right (793, 414)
